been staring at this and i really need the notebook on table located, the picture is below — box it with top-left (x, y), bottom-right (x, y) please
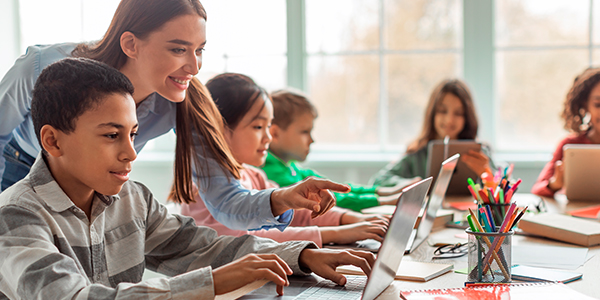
top-left (511, 265), bottom-right (582, 283)
top-left (427, 139), bottom-right (481, 196)
top-left (238, 177), bottom-right (432, 300)
top-left (563, 144), bottom-right (600, 202)
top-left (336, 260), bottom-right (453, 282)
top-left (327, 155), bottom-right (457, 254)
top-left (518, 213), bottom-right (600, 247)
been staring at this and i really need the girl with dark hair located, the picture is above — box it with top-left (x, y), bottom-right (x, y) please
top-left (531, 67), bottom-right (600, 197)
top-left (179, 73), bottom-right (389, 247)
top-left (370, 79), bottom-right (493, 187)
top-left (0, 0), bottom-right (348, 231)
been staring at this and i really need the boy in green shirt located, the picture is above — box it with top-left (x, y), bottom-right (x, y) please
top-left (262, 89), bottom-right (418, 212)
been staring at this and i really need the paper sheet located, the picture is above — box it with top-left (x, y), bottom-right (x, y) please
top-left (512, 244), bottom-right (588, 270)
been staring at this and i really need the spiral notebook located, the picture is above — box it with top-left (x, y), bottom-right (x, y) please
top-left (399, 282), bottom-right (595, 300)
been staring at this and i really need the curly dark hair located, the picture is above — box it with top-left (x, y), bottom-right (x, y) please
top-left (562, 67), bottom-right (600, 133)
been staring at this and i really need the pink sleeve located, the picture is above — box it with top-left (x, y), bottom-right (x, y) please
top-left (290, 207), bottom-right (348, 227)
top-left (249, 226), bottom-right (323, 247)
top-left (531, 137), bottom-right (570, 197)
top-left (530, 160), bottom-right (556, 197)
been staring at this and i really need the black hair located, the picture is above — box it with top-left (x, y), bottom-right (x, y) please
top-left (206, 73), bottom-right (268, 129)
top-left (31, 57), bottom-right (134, 148)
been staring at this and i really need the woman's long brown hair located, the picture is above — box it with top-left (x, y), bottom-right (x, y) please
top-left (71, 0), bottom-right (237, 203)
top-left (406, 79), bottom-right (479, 154)
top-left (171, 77), bottom-right (241, 204)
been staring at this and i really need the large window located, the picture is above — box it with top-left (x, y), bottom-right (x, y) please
top-left (495, 0), bottom-right (597, 151)
top-left (199, 0), bottom-right (287, 90)
top-left (305, 0), bottom-right (462, 152)
top-left (2, 0), bottom-right (597, 159)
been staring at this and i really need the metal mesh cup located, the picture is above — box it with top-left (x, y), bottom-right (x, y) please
top-left (466, 229), bottom-right (513, 283)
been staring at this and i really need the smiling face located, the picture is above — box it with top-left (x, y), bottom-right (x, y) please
top-left (123, 14), bottom-right (206, 103)
top-left (225, 94), bottom-right (274, 167)
top-left (434, 93), bottom-right (466, 140)
top-left (46, 93), bottom-right (139, 202)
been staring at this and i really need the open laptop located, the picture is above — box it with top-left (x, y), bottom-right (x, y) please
top-left (563, 144), bottom-right (600, 202)
top-left (427, 139), bottom-right (481, 195)
top-left (328, 155), bottom-right (458, 254)
top-left (238, 177), bottom-right (432, 300)
top-left (405, 153), bottom-right (459, 253)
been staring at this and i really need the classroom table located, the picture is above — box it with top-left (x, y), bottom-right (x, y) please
top-left (218, 194), bottom-right (600, 299)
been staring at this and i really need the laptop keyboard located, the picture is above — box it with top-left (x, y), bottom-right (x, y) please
top-left (293, 275), bottom-right (366, 300)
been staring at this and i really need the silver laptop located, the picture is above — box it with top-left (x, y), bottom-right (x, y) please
top-left (405, 154), bottom-right (459, 253)
top-left (238, 177), bottom-right (432, 300)
top-left (563, 144), bottom-right (600, 202)
top-left (329, 155), bottom-right (457, 254)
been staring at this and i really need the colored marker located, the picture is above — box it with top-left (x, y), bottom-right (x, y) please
top-left (510, 179), bottom-right (522, 193)
top-left (478, 190), bottom-right (489, 203)
top-left (509, 206), bottom-right (528, 230)
top-left (485, 205), bottom-right (496, 231)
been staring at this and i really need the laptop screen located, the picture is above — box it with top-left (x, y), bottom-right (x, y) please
top-left (413, 154), bottom-right (459, 248)
top-left (362, 177), bottom-right (432, 300)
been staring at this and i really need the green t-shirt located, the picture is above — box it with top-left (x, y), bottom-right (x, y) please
top-left (261, 152), bottom-right (380, 212)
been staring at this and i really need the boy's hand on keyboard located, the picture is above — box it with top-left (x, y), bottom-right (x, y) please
top-left (270, 177), bottom-right (350, 218)
top-left (321, 220), bottom-right (388, 245)
top-left (299, 248), bottom-right (375, 286)
top-left (212, 253), bottom-right (293, 296)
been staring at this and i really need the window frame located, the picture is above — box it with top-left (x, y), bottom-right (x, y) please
top-left (291, 0), bottom-right (595, 167)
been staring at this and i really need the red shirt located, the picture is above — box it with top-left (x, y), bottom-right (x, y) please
top-left (531, 134), bottom-right (593, 197)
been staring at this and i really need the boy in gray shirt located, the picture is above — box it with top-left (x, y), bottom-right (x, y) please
top-left (0, 58), bottom-right (374, 299)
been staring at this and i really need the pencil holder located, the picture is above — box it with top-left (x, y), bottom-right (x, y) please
top-left (466, 229), bottom-right (513, 283)
top-left (488, 203), bottom-right (511, 227)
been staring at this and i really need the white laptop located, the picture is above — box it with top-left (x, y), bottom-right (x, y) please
top-left (238, 177), bottom-right (432, 300)
top-left (563, 144), bottom-right (600, 202)
top-left (329, 155), bottom-right (457, 254)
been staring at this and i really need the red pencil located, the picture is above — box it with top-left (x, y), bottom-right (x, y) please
top-left (478, 189), bottom-right (490, 203)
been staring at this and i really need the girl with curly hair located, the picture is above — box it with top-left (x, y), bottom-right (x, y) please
top-left (531, 67), bottom-right (600, 197)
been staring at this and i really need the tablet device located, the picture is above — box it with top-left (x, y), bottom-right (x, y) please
top-left (563, 144), bottom-right (600, 202)
top-left (426, 139), bottom-right (481, 195)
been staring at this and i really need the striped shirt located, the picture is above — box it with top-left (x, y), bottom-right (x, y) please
top-left (0, 155), bottom-right (314, 299)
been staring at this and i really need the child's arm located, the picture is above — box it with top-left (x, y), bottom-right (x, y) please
top-left (461, 149), bottom-right (492, 176)
top-left (193, 150), bottom-right (349, 230)
top-left (144, 184), bottom-right (375, 295)
top-left (213, 247), bottom-right (376, 295)
top-left (531, 159), bottom-right (563, 197)
top-left (249, 226), bottom-right (324, 247)
top-left (0, 203), bottom-right (221, 300)
top-left (319, 220), bottom-right (388, 245)
top-left (333, 191), bottom-right (380, 212)
top-left (531, 138), bottom-right (569, 197)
